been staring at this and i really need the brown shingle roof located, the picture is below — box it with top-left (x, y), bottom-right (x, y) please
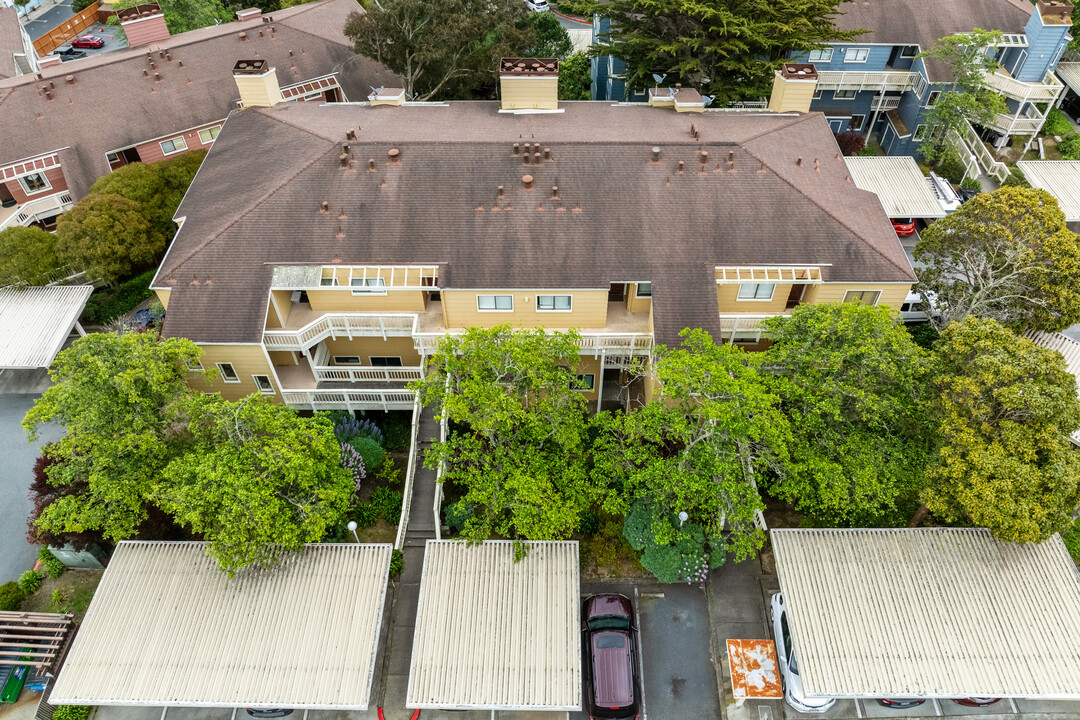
top-left (155, 102), bottom-right (917, 346)
top-left (0, 8), bottom-right (24, 80)
top-left (833, 0), bottom-right (1033, 81)
top-left (0, 0), bottom-right (397, 197)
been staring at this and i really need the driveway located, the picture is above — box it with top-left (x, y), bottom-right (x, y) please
top-left (44, 24), bottom-right (125, 63)
top-left (0, 394), bottom-right (62, 584)
top-left (22, 0), bottom-right (74, 42)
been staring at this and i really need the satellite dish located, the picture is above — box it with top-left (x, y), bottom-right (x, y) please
top-left (702, 95), bottom-right (715, 106)
top-left (652, 73), bottom-right (667, 84)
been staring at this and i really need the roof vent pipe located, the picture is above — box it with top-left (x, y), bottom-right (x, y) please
top-left (699, 150), bottom-right (709, 165)
top-left (368, 159), bottom-right (376, 171)
top-left (796, 156), bottom-right (803, 167)
top-left (544, 147), bottom-right (551, 161)
top-left (512, 142), bottom-right (520, 156)
top-left (651, 146), bottom-right (661, 162)
top-left (533, 151), bottom-right (542, 163)
top-left (339, 153), bottom-right (349, 168)
top-left (66, 75), bottom-right (75, 85)
top-left (346, 129), bottom-right (356, 140)
top-left (497, 185), bottom-right (505, 199)
top-left (522, 174), bottom-right (533, 189)
top-left (551, 186), bottom-right (559, 200)
top-left (388, 148), bottom-right (400, 162)
top-left (320, 201), bottom-right (329, 213)
top-left (677, 161), bottom-right (685, 173)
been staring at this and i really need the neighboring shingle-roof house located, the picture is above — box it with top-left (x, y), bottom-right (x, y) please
top-left (154, 100), bottom-right (916, 347)
top-left (0, 0), bottom-right (397, 198)
top-left (0, 8), bottom-right (25, 80)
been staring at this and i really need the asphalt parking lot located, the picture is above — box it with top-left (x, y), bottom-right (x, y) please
top-left (44, 24), bottom-right (125, 63)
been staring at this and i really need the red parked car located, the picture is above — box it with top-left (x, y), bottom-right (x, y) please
top-left (583, 594), bottom-right (641, 720)
top-left (891, 217), bottom-right (916, 237)
top-left (71, 36), bottom-right (105, 49)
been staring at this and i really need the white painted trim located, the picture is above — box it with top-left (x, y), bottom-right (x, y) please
top-left (251, 374), bottom-right (275, 394)
top-left (536, 294), bottom-right (573, 312)
top-left (17, 171), bottom-right (52, 196)
top-left (119, 12), bottom-right (165, 25)
top-left (216, 362), bottom-right (241, 383)
top-left (476, 294), bottom-right (514, 312)
top-left (159, 136), bottom-right (188, 156)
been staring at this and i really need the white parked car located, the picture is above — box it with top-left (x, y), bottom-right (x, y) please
top-left (771, 593), bottom-right (836, 714)
top-left (525, 0), bottom-right (549, 11)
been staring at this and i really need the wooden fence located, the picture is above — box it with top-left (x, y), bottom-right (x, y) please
top-left (32, 3), bottom-right (114, 58)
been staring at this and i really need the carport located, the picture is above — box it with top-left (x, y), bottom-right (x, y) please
top-left (50, 541), bottom-right (393, 711)
top-left (771, 528), bottom-right (1080, 701)
top-left (0, 286), bottom-right (91, 369)
top-left (407, 540), bottom-right (580, 713)
top-left (844, 156), bottom-right (951, 220)
top-left (1016, 160), bottom-right (1080, 222)
top-left (1027, 330), bottom-right (1080, 447)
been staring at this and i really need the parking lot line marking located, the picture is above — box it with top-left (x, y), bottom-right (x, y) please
top-left (230, 709), bottom-right (237, 720)
top-left (931, 698), bottom-right (943, 716)
top-left (855, 698), bottom-right (864, 718)
top-left (634, 586), bottom-right (648, 720)
top-left (1007, 698), bottom-right (1019, 713)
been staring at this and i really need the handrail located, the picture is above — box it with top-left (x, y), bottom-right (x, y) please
top-left (815, 70), bottom-right (922, 92)
top-left (263, 312), bottom-right (418, 349)
top-left (0, 192), bottom-right (72, 231)
top-left (393, 397), bottom-right (422, 551)
top-left (432, 383), bottom-right (448, 541)
top-left (412, 330), bottom-right (654, 355)
top-left (313, 366), bottom-right (424, 383)
top-left (983, 68), bottom-right (1063, 102)
top-left (280, 388), bottom-right (416, 411)
top-left (948, 122), bottom-right (1009, 184)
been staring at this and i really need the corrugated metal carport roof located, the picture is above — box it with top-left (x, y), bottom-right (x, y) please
top-left (844, 156), bottom-right (947, 219)
top-left (1017, 160), bottom-right (1080, 221)
top-left (772, 528), bottom-right (1080, 699)
top-left (1027, 330), bottom-right (1080, 446)
top-left (0, 285), bottom-right (92, 369)
top-left (51, 541), bottom-right (392, 709)
top-left (407, 540), bottom-right (581, 711)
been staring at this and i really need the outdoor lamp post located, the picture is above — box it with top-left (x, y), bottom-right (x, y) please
top-left (678, 511), bottom-right (689, 528)
top-left (347, 520), bottom-right (360, 544)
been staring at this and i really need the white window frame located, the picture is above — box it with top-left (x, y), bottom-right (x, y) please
top-left (159, 136), bottom-right (188, 155)
top-left (183, 357), bottom-right (204, 373)
top-left (913, 124), bottom-right (927, 141)
top-left (812, 88), bottom-right (823, 100)
top-left (351, 277), bottom-right (387, 296)
top-left (808, 48), bottom-right (834, 63)
top-left (574, 373), bottom-right (595, 391)
top-left (732, 331), bottom-right (763, 345)
top-left (333, 356), bottom-right (362, 365)
top-left (925, 90), bottom-right (940, 108)
top-left (635, 282), bottom-right (652, 298)
top-left (737, 283), bottom-right (776, 301)
top-left (900, 45), bottom-right (919, 58)
top-left (849, 114), bottom-right (866, 131)
top-left (252, 374), bottom-right (275, 395)
top-left (844, 47), bottom-right (870, 63)
top-left (105, 151), bottom-right (121, 164)
top-left (834, 89), bottom-right (857, 100)
top-left (198, 126), bottom-right (221, 144)
top-left (536, 294), bottom-right (572, 312)
top-left (477, 294), bottom-right (514, 312)
top-left (17, 172), bottom-right (51, 196)
top-left (369, 356), bottom-right (403, 367)
top-left (216, 362), bottom-right (240, 383)
top-left (320, 277), bottom-right (340, 286)
top-left (843, 290), bottom-right (881, 306)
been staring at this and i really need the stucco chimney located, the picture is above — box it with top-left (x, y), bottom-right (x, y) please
top-left (768, 63), bottom-right (819, 113)
top-left (118, 3), bottom-right (170, 47)
top-left (499, 58), bottom-right (559, 112)
top-left (236, 7), bottom-right (262, 21)
top-left (232, 59), bottom-right (282, 107)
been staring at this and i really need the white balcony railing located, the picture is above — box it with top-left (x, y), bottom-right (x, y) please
top-left (264, 312), bottom-right (417, 350)
top-left (985, 107), bottom-right (1046, 134)
top-left (312, 366), bottom-right (424, 383)
top-left (0, 192), bottom-right (73, 231)
top-left (983, 69), bottom-right (1064, 103)
top-left (870, 95), bottom-right (901, 112)
top-left (412, 331), bottom-right (653, 356)
top-left (281, 388), bottom-right (417, 411)
top-left (816, 70), bottom-right (924, 94)
top-left (947, 122), bottom-right (1009, 184)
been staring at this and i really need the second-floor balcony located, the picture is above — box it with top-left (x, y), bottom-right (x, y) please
top-left (983, 68), bottom-right (1063, 103)
top-left (0, 192), bottom-right (74, 232)
top-left (816, 70), bottom-right (925, 95)
top-left (985, 106), bottom-right (1046, 134)
top-left (870, 95), bottom-right (902, 112)
top-left (263, 307), bottom-right (418, 350)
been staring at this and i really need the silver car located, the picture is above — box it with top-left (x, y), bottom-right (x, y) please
top-left (770, 592), bottom-right (836, 713)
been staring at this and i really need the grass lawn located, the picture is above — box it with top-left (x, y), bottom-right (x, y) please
top-left (354, 519), bottom-right (397, 544)
top-left (579, 516), bottom-right (649, 580)
top-left (21, 569), bottom-right (104, 623)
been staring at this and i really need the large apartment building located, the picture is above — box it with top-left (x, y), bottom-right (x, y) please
top-left (152, 60), bottom-right (916, 412)
top-left (594, 0), bottom-right (1076, 167)
top-left (0, 0), bottom-right (395, 233)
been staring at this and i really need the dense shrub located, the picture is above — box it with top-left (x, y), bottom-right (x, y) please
top-left (959, 177), bottom-right (982, 190)
top-left (389, 549), bottom-right (404, 578)
top-left (374, 457), bottom-right (402, 485)
top-left (53, 706), bottom-right (92, 720)
top-left (18, 570), bottom-right (43, 594)
top-left (348, 436), bottom-right (386, 473)
top-left (371, 487), bottom-right (404, 523)
top-left (933, 150), bottom-right (967, 185)
top-left (339, 442), bottom-right (366, 488)
top-left (444, 500), bottom-right (475, 533)
top-left (380, 413), bottom-right (412, 451)
top-left (38, 547), bottom-right (66, 579)
top-left (335, 416), bottom-right (384, 445)
top-left (1063, 517), bottom-right (1080, 562)
top-left (1043, 107), bottom-right (1073, 137)
top-left (906, 322), bottom-right (941, 350)
top-left (0, 582), bottom-right (26, 611)
top-left (81, 269), bottom-right (156, 325)
top-left (576, 508), bottom-right (600, 535)
top-left (27, 449), bottom-right (102, 552)
top-left (1058, 133), bottom-right (1080, 160)
top-left (554, 0), bottom-right (593, 15)
top-left (1002, 165), bottom-right (1030, 187)
top-left (353, 502), bottom-right (380, 528)
top-left (834, 131), bottom-right (866, 156)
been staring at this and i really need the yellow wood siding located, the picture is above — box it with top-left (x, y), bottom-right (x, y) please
top-left (441, 290), bottom-right (608, 329)
top-left (717, 283), bottom-right (793, 313)
top-left (268, 350), bottom-right (297, 365)
top-left (627, 284), bottom-right (652, 313)
top-left (573, 355), bottom-right (601, 402)
top-left (190, 344), bottom-right (279, 402)
top-left (803, 283), bottom-right (911, 309)
top-left (767, 75), bottom-right (817, 114)
top-left (306, 289), bottom-right (427, 312)
top-left (500, 76), bottom-right (558, 110)
top-left (322, 336), bottom-right (422, 365)
top-left (154, 289), bottom-right (171, 311)
top-left (267, 290), bottom-right (295, 329)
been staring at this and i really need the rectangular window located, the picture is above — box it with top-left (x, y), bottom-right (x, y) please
top-left (925, 90), bottom-right (940, 108)
top-left (812, 88), bottom-right (823, 100)
top-left (183, 357), bottom-right (203, 373)
top-left (351, 277), bottom-right (386, 295)
top-left (849, 114), bottom-right (866, 131)
top-left (320, 277), bottom-right (339, 286)
top-left (635, 282), bottom-right (652, 298)
top-left (537, 294), bottom-right (572, 311)
top-left (106, 151), bottom-right (121, 163)
top-left (252, 374), bottom-right (275, 394)
top-left (159, 136), bottom-right (187, 155)
top-left (333, 356), bottom-right (362, 365)
top-left (834, 89), bottom-right (856, 100)
top-left (732, 331), bottom-right (763, 345)
top-left (845, 47), bottom-right (869, 63)
top-left (18, 172), bottom-right (50, 194)
top-left (477, 294), bottom-right (513, 311)
top-left (900, 45), bottom-right (918, 58)
top-left (573, 373), bottom-right (595, 391)
top-left (808, 48), bottom-right (834, 63)
top-left (913, 124), bottom-right (927, 141)
top-left (216, 362), bottom-right (240, 383)
top-left (369, 356), bottom-right (403, 367)
top-left (198, 126), bottom-right (221, 144)
top-left (737, 283), bottom-right (776, 301)
top-left (843, 290), bottom-right (881, 306)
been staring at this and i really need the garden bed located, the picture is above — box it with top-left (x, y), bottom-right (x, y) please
top-left (20, 569), bottom-right (103, 623)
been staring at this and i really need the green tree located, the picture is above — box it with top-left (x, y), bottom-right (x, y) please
top-left (55, 194), bottom-right (165, 284)
top-left (345, 0), bottom-right (534, 100)
top-left (917, 30), bottom-right (1008, 163)
top-left (761, 304), bottom-right (933, 526)
top-left (914, 187), bottom-right (1080, 333)
top-left (592, 329), bottom-right (788, 580)
top-left (0, 226), bottom-right (62, 286)
top-left (110, 0), bottom-right (233, 34)
top-left (559, 52), bottom-right (592, 100)
top-left (157, 396), bottom-right (354, 573)
top-left (921, 317), bottom-right (1080, 543)
top-left (89, 150), bottom-right (206, 242)
top-left (23, 333), bottom-right (204, 541)
top-left (413, 327), bottom-right (598, 546)
top-left (527, 11), bottom-right (572, 58)
top-left (590, 0), bottom-right (862, 102)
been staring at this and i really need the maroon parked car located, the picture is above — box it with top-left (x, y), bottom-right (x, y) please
top-left (71, 35), bottom-right (105, 49)
top-left (583, 594), bottom-right (641, 720)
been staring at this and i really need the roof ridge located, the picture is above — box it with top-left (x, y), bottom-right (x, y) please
top-left (736, 112), bottom-right (817, 144)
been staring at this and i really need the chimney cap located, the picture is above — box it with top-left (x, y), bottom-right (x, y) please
top-left (117, 2), bottom-right (163, 21)
top-left (232, 59), bottom-right (269, 75)
top-left (1037, 0), bottom-right (1074, 23)
top-left (779, 62), bottom-right (819, 80)
top-left (499, 57), bottom-right (559, 76)
top-left (236, 6), bottom-right (262, 19)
